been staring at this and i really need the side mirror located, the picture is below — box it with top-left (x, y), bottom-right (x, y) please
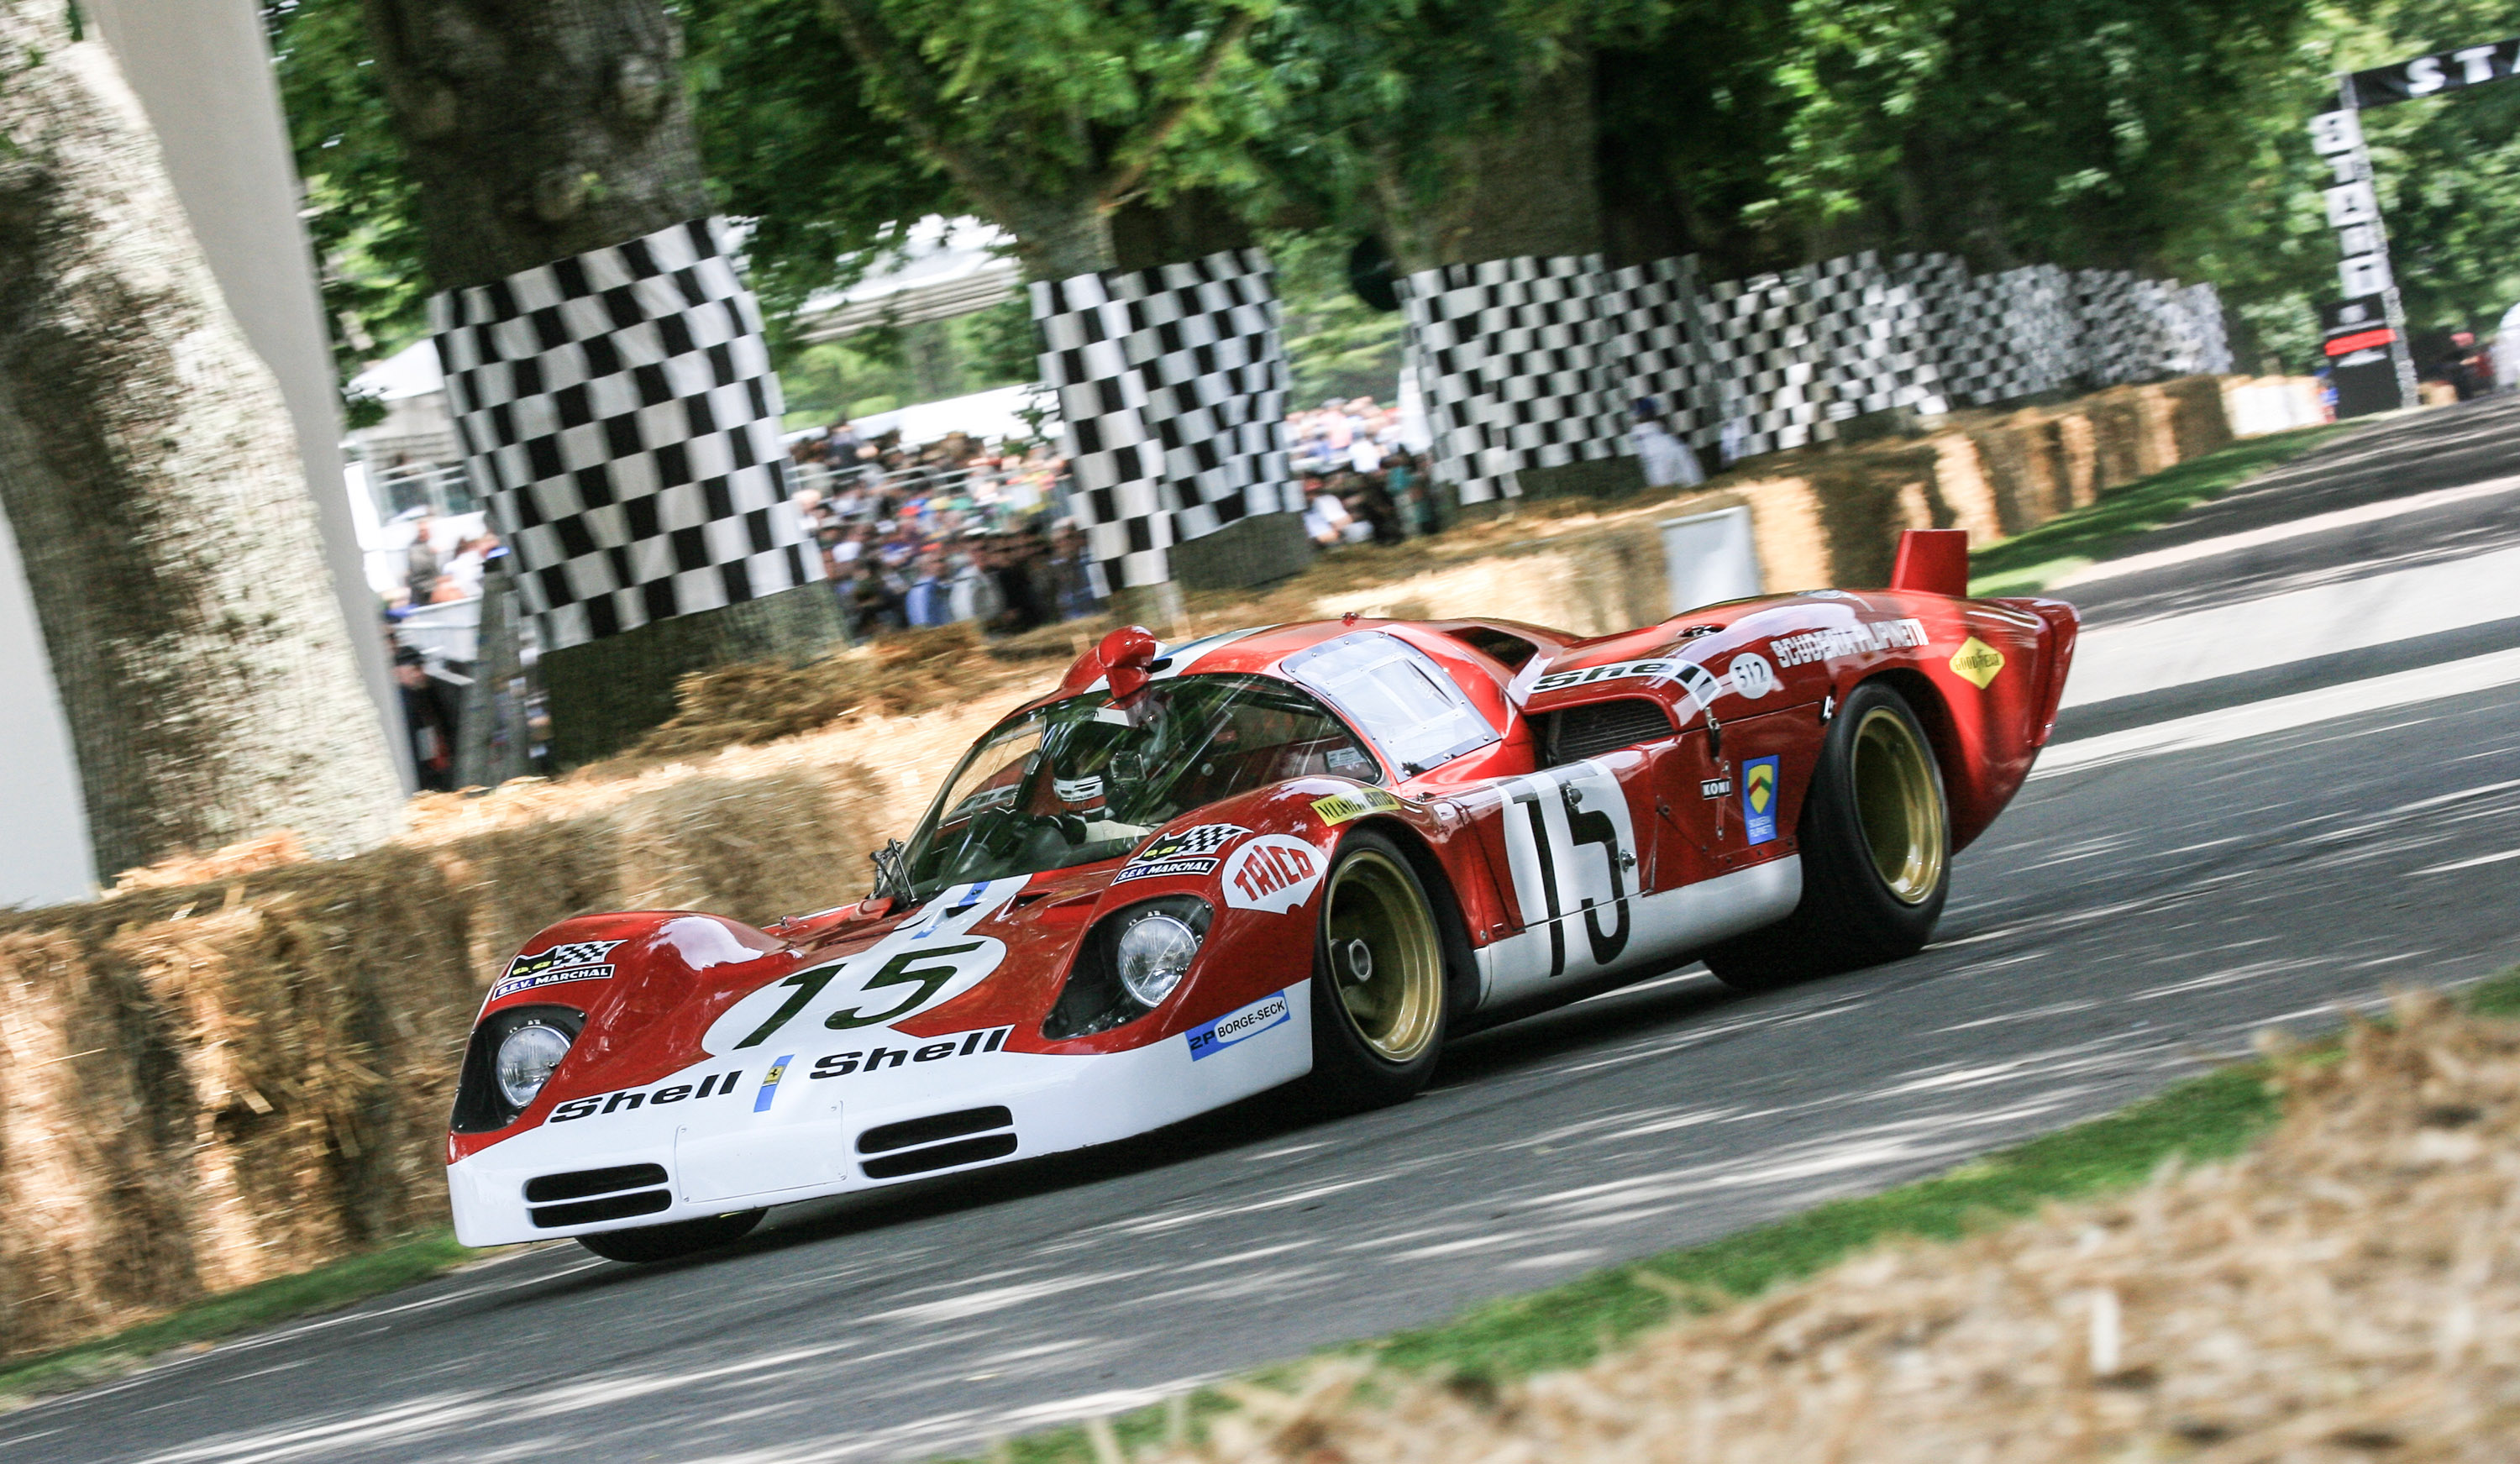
top-left (1098, 623), bottom-right (1161, 705)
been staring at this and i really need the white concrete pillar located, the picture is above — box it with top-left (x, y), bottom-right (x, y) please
top-left (83, 0), bottom-right (416, 790)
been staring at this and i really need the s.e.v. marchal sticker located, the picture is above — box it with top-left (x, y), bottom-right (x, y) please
top-left (1113, 822), bottom-right (1251, 884)
top-left (491, 939), bottom-right (624, 1000)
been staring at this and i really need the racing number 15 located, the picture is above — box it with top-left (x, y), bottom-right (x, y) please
top-left (1504, 779), bottom-right (1631, 977)
top-left (734, 941), bottom-right (983, 1048)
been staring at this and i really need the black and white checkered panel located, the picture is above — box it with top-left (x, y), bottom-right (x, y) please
top-left (1399, 255), bottom-right (1625, 504)
top-left (1033, 249), bottom-right (1289, 589)
top-left (1932, 265), bottom-right (2076, 407)
top-left (2167, 282), bottom-right (2234, 376)
top-left (1698, 271), bottom-right (1825, 458)
top-left (431, 218), bottom-right (816, 652)
top-left (1879, 253), bottom-right (1961, 417)
top-left (1599, 256), bottom-right (1712, 445)
top-left (1801, 253), bottom-right (1908, 429)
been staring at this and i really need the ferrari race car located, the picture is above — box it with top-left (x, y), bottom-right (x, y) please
top-left (446, 529), bottom-right (2076, 1262)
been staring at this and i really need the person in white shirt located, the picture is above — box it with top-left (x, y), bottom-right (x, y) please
top-left (1632, 397), bottom-right (1704, 487)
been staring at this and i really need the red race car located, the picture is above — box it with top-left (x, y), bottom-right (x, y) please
top-left (446, 531), bottom-right (2076, 1262)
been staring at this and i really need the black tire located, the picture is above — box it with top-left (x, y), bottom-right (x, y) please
top-left (1702, 680), bottom-right (1950, 990)
top-left (1304, 830), bottom-right (1451, 1112)
top-left (575, 1208), bottom-right (764, 1263)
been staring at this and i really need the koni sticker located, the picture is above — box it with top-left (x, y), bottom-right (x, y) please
top-left (1221, 835), bottom-right (1325, 913)
top-left (1950, 636), bottom-right (2007, 688)
top-left (1310, 787), bottom-right (1408, 824)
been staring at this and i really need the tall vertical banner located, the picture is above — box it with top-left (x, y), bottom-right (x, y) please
top-left (432, 218), bottom-right (822, 651)
top-left (1033, 249), bottom-right (1291, 589)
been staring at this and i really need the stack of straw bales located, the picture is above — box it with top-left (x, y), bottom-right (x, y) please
top-left (1151, 992), bottom-right (2520, 1462)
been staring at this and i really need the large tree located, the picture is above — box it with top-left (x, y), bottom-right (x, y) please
top-left (352, 0), bottom-right (844, 763)
top-left (0, 4), bottom-right (406, 877)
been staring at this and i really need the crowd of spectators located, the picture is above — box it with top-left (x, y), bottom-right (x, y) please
top-left (1286, 396), bottom-right (1439, 548)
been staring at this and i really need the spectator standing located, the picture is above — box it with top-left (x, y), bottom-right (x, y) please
top-left (395, 648), bottom-right (460, 791)
top-left (903, 548), bottom-right (953, 627)
top-left (1047, 523), bottom-right (1104, 621)
top-left (1632, 398), bottom-right (1705, 489)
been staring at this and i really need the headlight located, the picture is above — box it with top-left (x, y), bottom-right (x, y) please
top-left (1116, 910), bottom-right (1202, 1007)
top-left (495, 1021), bottom-right (573, 1109)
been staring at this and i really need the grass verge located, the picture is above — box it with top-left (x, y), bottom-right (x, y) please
top-left (1966, 422), bottom-right (2352, 596)
top-left (0, 1230), bottom-right (485, 1407)
top-left (951, 964), bottom-right (2520, 1462)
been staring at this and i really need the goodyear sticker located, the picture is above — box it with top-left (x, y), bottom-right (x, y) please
top-left (1950, 636), bottom-right (2006, 688)
top-left (1311, 787), bottom-right (1406, 825)
top-left (1742, 756), bottom-right (1781, 845)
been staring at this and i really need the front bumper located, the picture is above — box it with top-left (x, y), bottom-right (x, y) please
top-left (447, 986), bottom-right (1311, 1246)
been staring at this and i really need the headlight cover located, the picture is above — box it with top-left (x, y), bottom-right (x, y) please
top-left (495, 1021), bottom-right (574, 1109)
top-left (450, 1004), bottom-right (588, 1132)
top-left (1115, 910), bottom-right (1202, 1007)
top-left (1042, 895), bottom-right (1212, 1039)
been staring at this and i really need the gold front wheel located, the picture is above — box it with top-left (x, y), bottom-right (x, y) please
top-left (1851, 706), bottom-right (1947, 905)
top-left (1322, 847), bottom-right (1445, 1064)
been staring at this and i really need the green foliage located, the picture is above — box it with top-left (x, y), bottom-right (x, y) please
top-left (262, 0), bottom-right (429, 377)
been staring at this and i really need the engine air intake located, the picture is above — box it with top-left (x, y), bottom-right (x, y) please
top-left (1536, 697), bottom-right (1675, 765)
top-left (862, 1133), bottom-right (1021, 1178)
top-left (523, 1163), bottom-right (669, 1204)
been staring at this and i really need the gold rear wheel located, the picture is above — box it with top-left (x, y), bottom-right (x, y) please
top-left (1322, 847), bottom-right (1445, 1063)
top-left (1851, 706), bottom-right (1947, 905)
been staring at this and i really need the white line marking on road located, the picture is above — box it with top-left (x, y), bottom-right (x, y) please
top-left (2050, 473), bottom-right (2520, 589)
top-left (2036, 646), bottom-right (2520, 778)
top-left (2061, 542), bottom-right (2520, 707)
top-left (2409, 848), bottom-right (2520, 875)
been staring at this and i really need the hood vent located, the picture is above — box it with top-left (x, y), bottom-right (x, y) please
top-left (858, 1105), bottom-right (1017, 1178)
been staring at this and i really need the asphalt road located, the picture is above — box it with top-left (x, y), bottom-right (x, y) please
top-left (11, 404), bottom-right (2520, 1464)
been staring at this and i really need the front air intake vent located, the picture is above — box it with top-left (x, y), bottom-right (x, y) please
top-left (862, 1133), bottom-right (1021, 1178)
top-left (1536, 698), bottom-right (1675, 765)
top-left (524, 1163), bottom-right (669, 1204)
top-left (530, 1189), bottom-right (671, 1228)
top-left (858, 1106), bottom-right (1015, 1155)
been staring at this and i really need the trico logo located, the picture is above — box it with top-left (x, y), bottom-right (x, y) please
top-left (1221, 835), bottom-right (1325, 914)
top-left (1186, 990), bottom-right (1290, 1060)
top-left (810, 1026), bottom-right (1011, 1078)
top-left (549, 1068), bottom-right (747, 1124)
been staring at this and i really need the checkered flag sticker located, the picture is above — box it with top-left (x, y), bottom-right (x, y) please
top-left (431, 217), bottom-right (822, 652)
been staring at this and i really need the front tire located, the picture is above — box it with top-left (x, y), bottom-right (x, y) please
top-left (1304, 830), bottom-right (1450, 1111)
top-left (1704, 681), bottom-right (1949, 990)
top-left (575, 1208), bottom-right (764, 1263)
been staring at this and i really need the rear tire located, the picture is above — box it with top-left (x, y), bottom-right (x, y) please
top-left (1703, 681), bottom-right (1949, 990)
top-left (575, 1208), bottom-right (764, 1263)
top-left (1304, 830), bottom-right (1450, 1112)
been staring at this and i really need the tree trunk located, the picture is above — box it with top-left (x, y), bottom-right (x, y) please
top-left (0, 11), bottom-right (407, 877)
top-left (360, 0), bottom-right (839, 764)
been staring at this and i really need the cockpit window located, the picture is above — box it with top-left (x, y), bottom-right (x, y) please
top-left (900, 674), bottom-right (1377, 900)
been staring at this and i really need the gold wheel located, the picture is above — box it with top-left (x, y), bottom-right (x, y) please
top-left (1851, 706), bottom-right (1946, 905)
top-left (1322, 848), bottom-right (1444, 1063)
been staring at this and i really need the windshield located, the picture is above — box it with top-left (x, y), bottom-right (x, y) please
top-left (899, 674), bottom-right (1380, 900)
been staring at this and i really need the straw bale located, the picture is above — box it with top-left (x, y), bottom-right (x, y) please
top-left (1145, 992), bottom-right (2520, 1464)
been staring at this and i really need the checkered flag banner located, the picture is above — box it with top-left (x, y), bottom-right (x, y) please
top-left (1032, 249), bottom-right (1291, 589)
top-left (1398, 255), bottom-right (1625, 505)
top-left (430, 218), bottom-right (819, 652)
